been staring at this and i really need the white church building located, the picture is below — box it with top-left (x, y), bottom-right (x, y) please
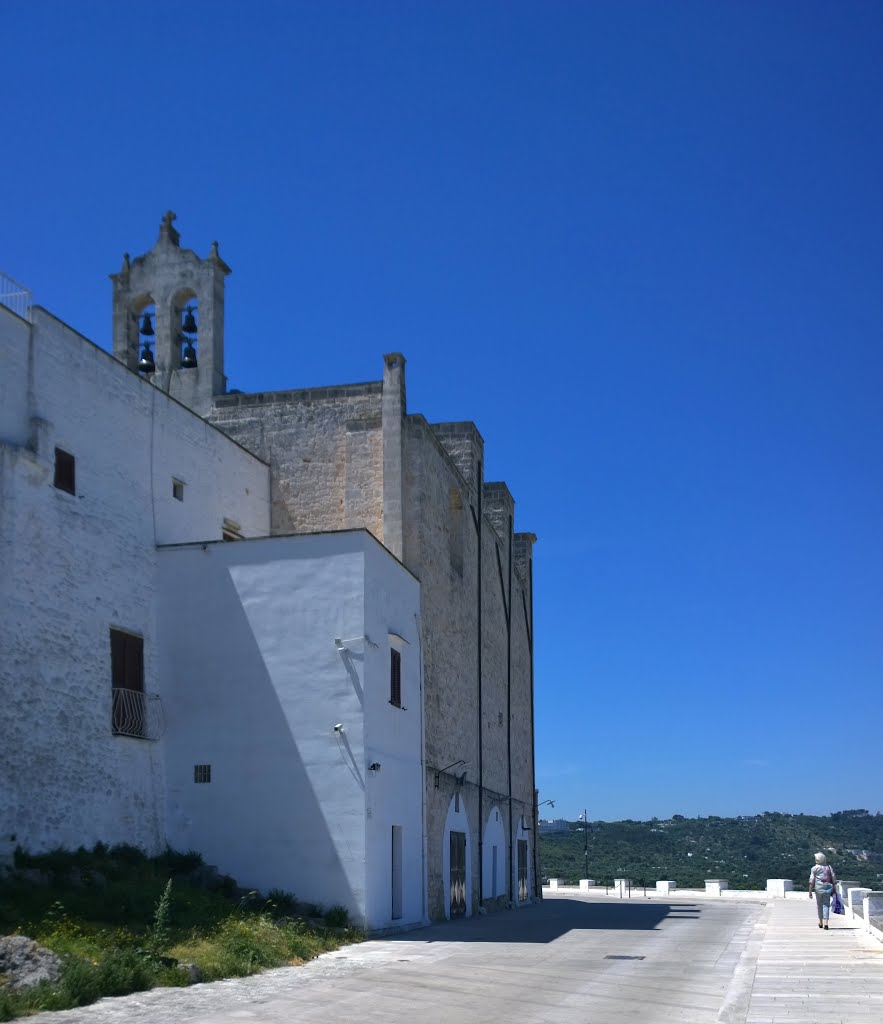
top-left (0, 214), bottom-right (538, 930)
top-left (0, 275), bottom-right (423, 931)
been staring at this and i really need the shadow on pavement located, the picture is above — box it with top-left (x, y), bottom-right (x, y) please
top-left (385, 899), bottom-right (701, 944)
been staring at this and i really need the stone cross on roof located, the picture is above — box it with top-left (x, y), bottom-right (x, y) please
top-left (159, 210), bottom-right (180, 246)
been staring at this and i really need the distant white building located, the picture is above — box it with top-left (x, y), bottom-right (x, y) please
top-left (538, 818), bottom-right (571, 835)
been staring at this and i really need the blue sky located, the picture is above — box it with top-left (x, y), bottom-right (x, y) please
top-left (3, 1), bottom-right (882, 821)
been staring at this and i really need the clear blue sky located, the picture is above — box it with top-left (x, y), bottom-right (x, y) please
top-left (4, 1), bottom-right (882, 821)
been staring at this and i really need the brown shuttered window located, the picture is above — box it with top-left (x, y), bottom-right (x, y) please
top-left (390, 648), bottom-right (401, 708)
top-left (111, 629), bottom-right (145, 737)
top-left (54, 448), bottom-right (75, 494)
top-left (110, 629), bottom-right (144, 693)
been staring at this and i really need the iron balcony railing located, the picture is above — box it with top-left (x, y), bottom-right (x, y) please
top-left (111, 688), bottom-right (163, 741)
top-left (0, 271), bottom-right (32, 321)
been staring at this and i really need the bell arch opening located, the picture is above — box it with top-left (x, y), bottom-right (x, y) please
top-left (130, 294), bottom-right (156, 374)
top-left (172, 288), bottom-right (199, 369)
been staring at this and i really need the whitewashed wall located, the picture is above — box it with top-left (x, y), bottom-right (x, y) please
top-left (362, 538), bottom-right (425, 930)
top-left (482, 805), bottom-right (507, 899)
top-left (0, 307), bottom-right (269, 858)
top-left (0, 307), bottom-right (30, 446)
top-left (158, 531), bottom-right (423, 932)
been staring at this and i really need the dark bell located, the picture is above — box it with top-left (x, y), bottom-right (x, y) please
top-left (138, 343), bottom-right (155, 373)
top-left (182, 309), bottom-right (198, 334)
top-left (139, 311), bottom-right (155, 336)
top-left (181, 342), bottom-right (198, 369)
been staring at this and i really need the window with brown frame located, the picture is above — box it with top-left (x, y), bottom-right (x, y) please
top-left (110, 629), bottom-right (145, 737)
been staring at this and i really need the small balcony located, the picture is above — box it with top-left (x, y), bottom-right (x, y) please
top-left (111, 688), bottom-right (163, 741)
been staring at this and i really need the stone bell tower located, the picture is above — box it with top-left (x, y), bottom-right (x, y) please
top-left (110, 212), bottom-right (231, 414)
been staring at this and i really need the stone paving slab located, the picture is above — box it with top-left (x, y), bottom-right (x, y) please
top-left (745, 895), bottom-right (883, 1023)
top-left (19, 894), bottom-right (883, 1024)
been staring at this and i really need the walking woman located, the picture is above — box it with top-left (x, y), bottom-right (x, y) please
top-left (808, 852), bottom-right (837, 929)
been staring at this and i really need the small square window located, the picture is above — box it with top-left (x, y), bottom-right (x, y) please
top-left (194, 764), bottom-right (212, 784)
top-left (172, 479), bottom-right (185, 501)
top-left (54, 448), bottom-right (75, 495)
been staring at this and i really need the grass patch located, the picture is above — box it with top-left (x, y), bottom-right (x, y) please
top-left (0, 845), bottom-right (360, 1021)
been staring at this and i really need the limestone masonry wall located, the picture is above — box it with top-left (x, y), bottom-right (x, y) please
top-left (208, 385), bottom-right (384, 539)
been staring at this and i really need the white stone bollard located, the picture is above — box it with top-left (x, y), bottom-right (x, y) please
top-left (706, 879), bottom-right (729, 896)
top-left (766, 879), bottom-right (794, 898)
top-left (656, 880), bottom-right (677, 895)
top-left (863, 893), bottom-right (883, 933)
top-left (579, 879), bottom-right (595, 891)
top-left (548, 878), bottom-right (562, 891)
top-left (847, 887), bottom-right (872, 915)
top-left (614, 878), bottom-right (632, 897)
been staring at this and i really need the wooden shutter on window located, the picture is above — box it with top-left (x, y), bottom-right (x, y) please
top-left (54, 448), bottom-right (75, 494)
top-left (110, 629), bottom-right (144, 693)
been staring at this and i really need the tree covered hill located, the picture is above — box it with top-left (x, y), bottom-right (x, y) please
top-left (539, 809), bottom-right (883, 890)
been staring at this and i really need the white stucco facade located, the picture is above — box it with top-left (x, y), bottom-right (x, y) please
top-left (157, 531), bottom-right (423, 931)
top-left (482, 806), bottom-right (507, 900)
top-left (0, 304), bottom-right (270, 862)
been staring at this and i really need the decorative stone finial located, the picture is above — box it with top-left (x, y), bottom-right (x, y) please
top-left (120, 253), bottom-right (130, 277)
top-left (208, 240), bottom-right (232, 274)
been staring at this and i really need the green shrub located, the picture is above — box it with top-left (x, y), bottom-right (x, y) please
top-left (323, 905), bottom-right (349, 928)
top-left (266, 889), bottom-right (298, 916)
top-left (0, 845), bottom-right (359, 1019)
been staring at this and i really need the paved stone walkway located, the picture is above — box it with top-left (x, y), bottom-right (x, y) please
top-left (22, 895), bottom-right (883, 1024)
top-left (744, 897), bottom-right (883, 1023)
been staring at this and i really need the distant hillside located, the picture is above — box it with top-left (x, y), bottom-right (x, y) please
top-left (539, 809), bottom-right (883, 890)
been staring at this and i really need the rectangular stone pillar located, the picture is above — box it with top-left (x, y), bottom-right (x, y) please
top-left (863, 893), bottom-right (883, 932)
top-left (847, 887), bottom-right (872, 916)
top-left (766, 879), bottom-right (793, 898)
top-left (656, 880), bottom-right (677, 895)
top-left (579, 879), bottom-right (595, 891)
top-left (706, 879), bottom-right (729, 896)
top-left (548, 878), bottom-right (561, 891)
top-left (382, 353), bottom-right (405, 560)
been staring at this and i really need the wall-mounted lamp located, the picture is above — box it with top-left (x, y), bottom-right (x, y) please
top-left (334, 635), bottom-right (378, 652)
top-left (434, 759), bottom-right (468, 789)
top-left (368, 762), bottom-right (381, 773)
top-left (538, 799), bottom-right (555, 809)
top-left (333, 723), bottom-right (344, 734)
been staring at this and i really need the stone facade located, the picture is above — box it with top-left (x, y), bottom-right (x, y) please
top-left (204, 361), bottom-right (537, 919)
top-left (115, 213), bottom-right (538, 921)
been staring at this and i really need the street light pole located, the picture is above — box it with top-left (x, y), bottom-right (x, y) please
top-left (578, 809), bottom-right (589, 880)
